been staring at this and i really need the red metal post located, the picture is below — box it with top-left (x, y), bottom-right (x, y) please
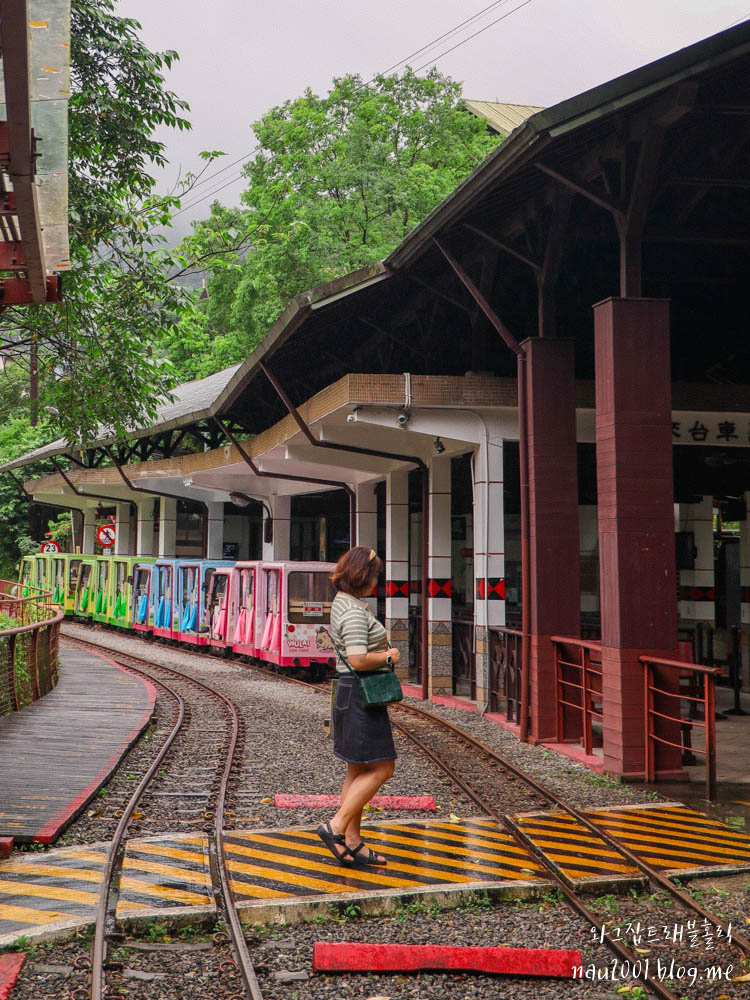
top-left (644, 661), bottom-right (654, 784)
top-left (582, 647), bottom-right (592, 756)
top-left (518, 352), bottom-right (531, 742)
top-left (523, 338), bottom-right (580, 742)
top-left (554, 641), bottom-right (563, 741)
top-left (31, 628), bottom-right (40, 700)
top-left (594, 298), bottom-right (679, 779)
top-left (705, 674), bottom-right (716, 802)
top-left (8, 634), bottom-right (18, 711)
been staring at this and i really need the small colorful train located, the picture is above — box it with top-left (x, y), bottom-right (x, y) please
top-left (18, 553), bottom-right (338, 677)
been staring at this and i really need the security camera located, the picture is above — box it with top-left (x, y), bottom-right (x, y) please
top-left (397, 412), bottom-right (409, 427)
top-left (346, 413), bottom-right (357, 423)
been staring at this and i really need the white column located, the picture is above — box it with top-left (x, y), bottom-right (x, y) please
top-left (81, 508), bottom-right (97, 554)
top-left (136, 499), bottom-right (155, 557)
top-left (474, 432), bottom-right (505, 707)
top-left (385, 470), bottom-right (409, 679)
top-left (205, 501), bottom-right (225, 560)
top-left (262, 495), bottom-right (290, 561)
top-left (114, 504), bottom-right (131, 555)
top-left (356, 481), bottom-right (377, 550)
top-left (158, 497), bottom-right (177, 558)
top-left (677, 496), bottom-right (714, 626)
top-left (356, 480), bottom-right (378, 613)
top-left (427, 456), bottom-right (452, 696)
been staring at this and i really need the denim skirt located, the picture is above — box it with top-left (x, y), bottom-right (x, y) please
top-left (332, 675), bottom-right (397, 764)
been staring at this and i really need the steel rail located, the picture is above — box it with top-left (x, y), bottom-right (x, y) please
top-left (64, 633), bottom-right (264, 1000)
top-left (395, 701), bottom-right (750, 957)
top-left (386, 710), bottom-right (683, 1000)
top-left (88, 667), bottom-right (185, 1000)
top-left (65, 625), bottom-right (749, 995)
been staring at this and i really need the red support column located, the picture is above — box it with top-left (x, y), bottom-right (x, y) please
top-left (594, 298), bottom-right (681, 779)
top-left (523, 337), bottom-right (580, 742)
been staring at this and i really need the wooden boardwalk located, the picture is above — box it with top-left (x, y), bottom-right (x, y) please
top-left (0, 644), bottom-right (155, 843)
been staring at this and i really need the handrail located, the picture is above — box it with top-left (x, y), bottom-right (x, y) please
top-left (640, 655), bottom-right (719, 801)
top-left (1, 579), bottom-right (61, 714)
top-left (638, 655), bottom-right (722, 676)
top-left (552, 635), bottom-right (603, 755)
top-left (0, 607), bottom-right (64, 637)
top-left (551, 634), bottom-right (602, 651)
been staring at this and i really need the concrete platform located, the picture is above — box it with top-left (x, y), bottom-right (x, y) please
top-left (0, 645), bottom-right (155, 844)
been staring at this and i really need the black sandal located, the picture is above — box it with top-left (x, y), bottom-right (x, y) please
top-left (349, 842), bottom-right (387, 867)
top-left (316, 822), bottom-right (354, 866)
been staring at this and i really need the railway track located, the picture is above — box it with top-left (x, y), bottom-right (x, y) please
top-left (63, 625), bottom-right (750, 1000)
top-left (63, 633), bottom-right (263, 1000)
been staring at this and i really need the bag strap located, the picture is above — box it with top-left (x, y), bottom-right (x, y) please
top-left (329, 631), bottom-right (358, 679)
top-left (330, 630), bottom-right (390, 678)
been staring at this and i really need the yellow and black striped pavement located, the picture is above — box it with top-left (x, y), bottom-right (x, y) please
top-left (514, 803), bottom-right (750, 881)
top-left (0, 819), bottom-right (545, 939)
top-left (1, 806), bottom-right (748, 940)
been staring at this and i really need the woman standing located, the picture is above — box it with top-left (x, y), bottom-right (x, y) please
top-left (317, 546), bottom-right (400, 867)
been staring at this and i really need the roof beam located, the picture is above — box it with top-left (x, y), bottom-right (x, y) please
top-left (463, 223), bottom-right (542, 272)
top-left (536, 162), bottom-right (627, 217)
top-left (0, 0), bottom-right (47, 303)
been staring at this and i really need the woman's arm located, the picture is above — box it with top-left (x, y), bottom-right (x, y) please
top-left (349, 647), bottom-right (401, 672)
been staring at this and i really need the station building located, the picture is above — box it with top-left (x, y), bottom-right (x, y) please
top-left (6, 21), bottom-right (750, 781)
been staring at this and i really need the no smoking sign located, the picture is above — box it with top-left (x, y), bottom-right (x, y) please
top-left (96, 525), bottom-right (116, 548)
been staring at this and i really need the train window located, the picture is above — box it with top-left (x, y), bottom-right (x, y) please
top-left (99, 561), bottom-right (109, 589)
top-left (77, 564), bottom-right (92, 605)
top-left (133, 568), bottom-right (150, 598)
top-left (69, 559), bottom-right (81, 592)
top-left (265, 569), bottom-right (279, 615)
top-left (241, 568), bottom-right (254, 609)
top-left (287, 571), bottom-right (335, 624)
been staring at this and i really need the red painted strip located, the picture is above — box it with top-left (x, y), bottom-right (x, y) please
top-left (0, 838), bottom-right (12, 859)
top-left (34, 650), bottom-right (156, 843)
top-left (401, 685), bottom-right (478, 713)
top-left (0, 954), bottom-right (25, 1000)
top-left (313, 943), bottom-right (582, 976)
top-left (274, 794), bottom-right (435, 810)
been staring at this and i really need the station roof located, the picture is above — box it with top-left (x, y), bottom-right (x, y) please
top-left (0, 0), bottom-right (70, 304)
top-left (7, 19), bottom-right (750, 486)
top-left (0, 363), bottom-right (241, 471)
top-left (462, 100), bottom-right (543, 134)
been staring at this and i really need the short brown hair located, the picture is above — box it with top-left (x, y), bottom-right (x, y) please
top-left (331, 546), bottom-right (383, 595)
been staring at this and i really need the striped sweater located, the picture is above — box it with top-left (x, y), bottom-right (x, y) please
top-left (330, 592), bottom-right (387, 674)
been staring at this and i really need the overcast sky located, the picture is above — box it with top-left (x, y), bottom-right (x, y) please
top-left (116, 0), bottom-right (750, 239)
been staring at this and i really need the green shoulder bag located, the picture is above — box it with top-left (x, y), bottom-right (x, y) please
top-left (331, 635), bottom-right (403, 708)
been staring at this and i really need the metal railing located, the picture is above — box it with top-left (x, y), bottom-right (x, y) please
top-left (552, 636), bottom-right (603, 754)
top-left (641, 655), bottom-right (722, 801)
top-left (0, 579), bottom-right (63, 715)
top-left (488, 626), bottom-right (525, 722)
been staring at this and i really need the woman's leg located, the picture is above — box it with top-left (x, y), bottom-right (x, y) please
top-left (330, 759), bottom-right (395, 855)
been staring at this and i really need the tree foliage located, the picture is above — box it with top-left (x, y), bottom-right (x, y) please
top-left (166, 69), bottom-right (503, 381)
top-left (0, 0), bottom-right (197, 445)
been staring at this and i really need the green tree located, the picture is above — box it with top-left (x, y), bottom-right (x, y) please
top-left (0, 0), bottom-right (209, 445)
top-left (168, 68), bottom-right (503, 380)
top-left (0, 417), bottom-right (50, 576)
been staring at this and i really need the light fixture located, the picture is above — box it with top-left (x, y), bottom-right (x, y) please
top-left (433, 437), bottom-right (446, 455)
top-left (229, 492), bottom-right (252, 507)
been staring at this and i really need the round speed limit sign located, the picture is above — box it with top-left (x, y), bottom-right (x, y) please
top-left (96, 525), bottom-right (116, 548)
top-left (40, 540), bottom-right (61, 553)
